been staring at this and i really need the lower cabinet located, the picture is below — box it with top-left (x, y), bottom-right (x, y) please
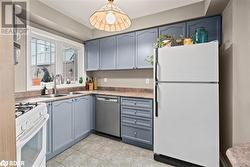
top-left (53, 99), bottom-right (74, 154)
top-left (74, 96), bottom-right (91, 140)
top-left (121, 97), bottom-right (153, 149)
top-left (46, 96), bottom-right (93, 160)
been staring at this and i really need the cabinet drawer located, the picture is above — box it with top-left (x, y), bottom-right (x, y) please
top-left (122, 116), bottom-right (152, 128)
top-left (121, 98), bottom-right (152, 108)
top-left (121, 107), bottom-right (152, 118)
top-left (121, 125), bottom-right (152, 144)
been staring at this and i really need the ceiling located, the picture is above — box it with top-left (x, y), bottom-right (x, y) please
top-left (39, 0), bottom-right (204, 29)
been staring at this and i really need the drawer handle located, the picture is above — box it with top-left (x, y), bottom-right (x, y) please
top-left (134, 102), bottom-right (136, 105)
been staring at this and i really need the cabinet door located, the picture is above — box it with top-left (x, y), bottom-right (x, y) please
top-left (187, 16), bottom-right (221, 43)
top-left (85, 40), bottom-right (99, 71)
top-left (117, 32), bottom-right (136, 69)
top-left (90, 95), bottom-right (95, 130)
top-left (159, 23), bottom-right (186, 38)
top-left (100, 36), bottom-right (116, 70)
top-left (52, 99), bottom-right (74, 152)
top-left (74, 96), bottom-right (91, 139)
top-left (46, 103), bottom-right (52, 159)
top-left (136, 28), bottom-right (158, 69)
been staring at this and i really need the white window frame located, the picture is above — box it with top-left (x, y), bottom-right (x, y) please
top-left (27, 26), bottom-right (85, 91)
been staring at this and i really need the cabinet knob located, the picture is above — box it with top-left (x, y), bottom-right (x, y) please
top-left (134, 132), bottom-right (137, 136)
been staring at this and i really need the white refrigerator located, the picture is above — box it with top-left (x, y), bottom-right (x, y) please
top-left (154, 41), bottom-right (219, 167)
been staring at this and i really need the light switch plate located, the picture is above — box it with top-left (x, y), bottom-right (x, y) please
top-left (104, 78), bottom-right (108, 83)
top-left (146, 78), bottom-right (150, 84)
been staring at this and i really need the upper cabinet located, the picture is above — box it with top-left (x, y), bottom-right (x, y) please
top-left (136, 28), bottom-right (158, 69)
top-left (159, 23), bottom-right (186, 38)
top-left (100, 36), bottom-right (116, 70)
top-left (117, 33), bottom-right (136, 69)
top-left (85, 40), bottom-right (99, 71)
top-left (187, 16), bottom-right (221, 43)
top-left (85, 16), bottom-right (221, 71)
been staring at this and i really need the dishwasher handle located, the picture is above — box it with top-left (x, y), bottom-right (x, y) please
top-left (96, 97), bottom-right (118, 103)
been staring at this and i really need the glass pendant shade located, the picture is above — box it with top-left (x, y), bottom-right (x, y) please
top-left (89, 0), bottom-right (131, 32)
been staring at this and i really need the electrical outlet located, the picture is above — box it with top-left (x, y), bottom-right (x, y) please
top-left (104, 78), bottom-right (108, 83)
top-left (145, 78), bottom-right (150, 84)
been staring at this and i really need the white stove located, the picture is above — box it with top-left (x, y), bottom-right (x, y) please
top-left (15, 102), bottom-right (49, 167)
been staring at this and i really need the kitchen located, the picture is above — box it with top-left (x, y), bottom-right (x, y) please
top-left (1, 0), bottom-right (250, 167)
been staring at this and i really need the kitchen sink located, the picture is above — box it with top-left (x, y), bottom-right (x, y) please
top-left (68, 92), bottom-right (83, 95)
top-left (42, 94), bottom-right (68, 98)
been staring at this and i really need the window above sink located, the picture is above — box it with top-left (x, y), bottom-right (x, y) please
top-left (27, 26), bottom-right (85, 91)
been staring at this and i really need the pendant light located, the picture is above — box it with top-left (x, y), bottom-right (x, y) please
top-left (89, 0), bottom-right (131, 32)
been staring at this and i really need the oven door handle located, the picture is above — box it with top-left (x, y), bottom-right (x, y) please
top-left (17, 114), bottom-right (49, 147)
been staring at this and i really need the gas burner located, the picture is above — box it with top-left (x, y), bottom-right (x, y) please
top-left (15, 102), bottom-right (38, 118)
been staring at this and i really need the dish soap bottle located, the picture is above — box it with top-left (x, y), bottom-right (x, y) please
top-left (44, 86), bottom-right (49, 95)
top-left (41, 85), bottom-right (49, 95)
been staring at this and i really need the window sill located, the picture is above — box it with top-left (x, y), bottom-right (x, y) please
top-left (28, 83), bottom-right (85, 91)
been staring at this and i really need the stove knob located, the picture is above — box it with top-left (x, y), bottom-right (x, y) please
top-left (21, 124), bottom-right (27, 131)
top-left (40, 111), bottom-right (44, 116)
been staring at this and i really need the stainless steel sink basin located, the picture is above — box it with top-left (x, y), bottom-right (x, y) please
top-left (42, 94), bottom-right (68, 98)
top-left (68, 92), bottom-right (83, 95)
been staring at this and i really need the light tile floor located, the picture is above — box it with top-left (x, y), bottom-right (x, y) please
top-left (47, 134), bottom-right (173, 167)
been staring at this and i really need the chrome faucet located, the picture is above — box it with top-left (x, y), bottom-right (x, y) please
top-left (53, 74), bottom-right (62, 95)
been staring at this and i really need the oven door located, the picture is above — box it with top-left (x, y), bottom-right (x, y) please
top-left (16, 115), bottom-right (49, 167)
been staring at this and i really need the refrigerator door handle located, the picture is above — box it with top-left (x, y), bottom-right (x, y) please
top-left (155, 83), bottom-right (158, 117)
top-left (154, 48), bottom-right (158, 82)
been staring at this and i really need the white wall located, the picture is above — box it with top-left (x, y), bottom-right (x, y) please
top-left (28, 0), bottom-right (92, 41)
top-left (92, 2), bottom-right (205, 39)
top-left (220, 0), bottom-right (233, 157)
top-left (220, 0), bottom-right (250, 161)
top-left (232, 0), bottom-right (250, 146)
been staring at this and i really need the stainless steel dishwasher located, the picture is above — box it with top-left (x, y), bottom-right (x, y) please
top-left (95, 95), bottom-right (120, 137)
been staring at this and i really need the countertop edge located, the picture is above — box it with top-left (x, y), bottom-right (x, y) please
top-left (16, 91), bottom-right (153, 103)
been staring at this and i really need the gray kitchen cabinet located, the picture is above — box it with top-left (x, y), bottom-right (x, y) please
top-left (159, 22), bottom-right (186, 38)
top-left (46, 103), bottom-right (52, 159)
top-left (90, 95), bottom-right (95, 130)
top-left (136, 28), bottom-right (158, 69)
top-left (52, 99), bottom-right (74, 154)
top-left (85, 40), bottom-right (99, 71)
top-left (74, 96), bottom-right (91, 140)
top-left (121, 97), bottom-right (153, 149)
top-left (187, 16), bottom-right (221, 43)
top-left (116, 32), bottom-right (136, 69)
top-left (47, 96), bottom-right (93, 160)
top-left (100, 36), bottom-right (116, 70)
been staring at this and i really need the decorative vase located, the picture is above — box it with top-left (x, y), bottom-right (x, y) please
top-left (193, 27), bottom-right (208, 44)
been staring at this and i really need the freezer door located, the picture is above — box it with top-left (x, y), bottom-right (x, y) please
top-left (154, 83), bottom-right (219, 167)
top-left (157, 41), bottom-right (218, 82)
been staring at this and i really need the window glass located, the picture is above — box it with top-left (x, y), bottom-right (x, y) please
top-left (63, 48), bottom-right (78, 84)
top-left (31, 37), bottom-right (55, 86)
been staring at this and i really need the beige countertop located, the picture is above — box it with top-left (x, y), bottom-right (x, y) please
top-left (226, 142), bottom-right (250, 167)
top-left (16, 90), bottom-right (153, 103)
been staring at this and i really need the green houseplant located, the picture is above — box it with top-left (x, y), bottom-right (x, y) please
top-left (146, 34), bottom-right (174, 65)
